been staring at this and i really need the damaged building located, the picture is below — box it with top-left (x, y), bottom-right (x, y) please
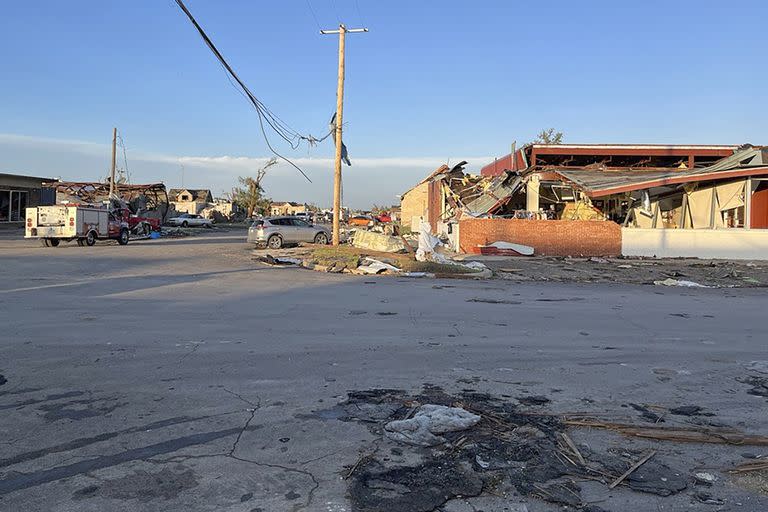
top-left (401, 143), bottom-right (768, 259)
top-left (46, 181), bottom-right (170, 223)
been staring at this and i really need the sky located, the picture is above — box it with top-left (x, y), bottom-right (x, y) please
top-left (1, 0), bottom-right (767, 209)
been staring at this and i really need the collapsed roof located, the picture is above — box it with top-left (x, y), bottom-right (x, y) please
top-left (44, 181), bottom-right (170, 219)
top-left (548, 146), bottom-right (768, 197)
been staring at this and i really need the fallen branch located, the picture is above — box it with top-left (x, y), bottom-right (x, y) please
top-left (565, 418), bottom-right (768, 446)
top-left (609, 450), bottom-right (656, 489)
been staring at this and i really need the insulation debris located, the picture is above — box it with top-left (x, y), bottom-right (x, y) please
top-left (352, 230), bottom-right (406, 253)
top-left (384, 405), bottom-right (481, 446)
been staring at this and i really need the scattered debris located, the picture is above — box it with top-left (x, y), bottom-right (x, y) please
top-left (315, 387), bottom-right (697, 511)
top-left (402, 272), bottom-right (435, 278)
top-left (694, 492), bottom-right (725, 505)
top-left (517, 395), bottom-right (551, 406)
top-left (609, 450), bottom-right (656, 489)
top-left (628, 403), bottom-right (665, 423)
top-left (352, 230), bottom-right (406, 253)
top-left (349, 458), bottom-right (483, 512)
top-left (477, 241), bottom-right (534, 256)
top-left (254, 254), bottom-right (301, 266)
top-left (357, 258), bottom-right (402, 275)
top-left (736, 375), bottom-right (768, 398)
top-left (694, 472), bottom-right (718, 485)
top-left (564, 418), bottom-right (768, 445)
top-left (653, 278), bottom-right (709, 288)
top-left (669, 405), bottom-right (713, 417)
top-left (728, 460), bottom-right (768, 473)
top-left (746, 361), bottom-right (768, 374)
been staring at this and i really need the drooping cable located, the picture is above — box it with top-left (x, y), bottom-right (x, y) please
top-left (173, 0), bottom-right (322, 182)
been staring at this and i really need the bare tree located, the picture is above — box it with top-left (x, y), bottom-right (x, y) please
top-left (231, 158), bottom-right (278, 218)
top-left (533, 128), bottom-right (564, 145)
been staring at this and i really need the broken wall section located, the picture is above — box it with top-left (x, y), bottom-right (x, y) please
top-left (459, 218), bottom-right (621, 256)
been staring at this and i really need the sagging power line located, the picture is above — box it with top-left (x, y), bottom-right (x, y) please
top-left (173, 0), bottom-right (327, 183)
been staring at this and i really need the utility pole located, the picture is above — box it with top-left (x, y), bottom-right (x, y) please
top-left (320, 24), bottom-right (368, 245)
top-left (109, 127), bottom-right (117, 197)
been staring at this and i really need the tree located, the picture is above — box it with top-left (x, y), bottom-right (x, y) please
top-left (231, 158), bottom-right (277, 218)
top-left (533, 128), bottom-right (564, 145)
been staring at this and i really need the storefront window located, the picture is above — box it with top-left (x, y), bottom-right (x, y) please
top-left (0, 191), bottom-right (9, 222)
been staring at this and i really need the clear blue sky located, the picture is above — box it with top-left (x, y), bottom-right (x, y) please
top-left (1, 0), bottom-right (766, 208)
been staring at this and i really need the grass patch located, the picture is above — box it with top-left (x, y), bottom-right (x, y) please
top-left (313, 246), bottom-right (365, 268)
top-left (311, 245), bottom-right (478, 274)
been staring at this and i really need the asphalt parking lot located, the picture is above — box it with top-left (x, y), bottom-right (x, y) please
top-left (1, 230), bottom-right (767, 512)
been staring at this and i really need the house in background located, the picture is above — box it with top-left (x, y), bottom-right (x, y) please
top-left (0, 172), bottom-right (56, 223)
top-left (270, 201), bottom-right (307, 216)
top-left (169, 188), bottom-right (214, 215)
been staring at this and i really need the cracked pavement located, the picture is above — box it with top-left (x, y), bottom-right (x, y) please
top-left (1, 231), bottom-right (768, 511)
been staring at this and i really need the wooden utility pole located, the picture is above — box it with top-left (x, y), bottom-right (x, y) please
top-left (320, 24), bottom-right (368, 245)
top-left (109, 127), bottom-right (117, 197)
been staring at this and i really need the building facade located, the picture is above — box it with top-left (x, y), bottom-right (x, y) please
top-left (0, 173), bottom-right (55, 223)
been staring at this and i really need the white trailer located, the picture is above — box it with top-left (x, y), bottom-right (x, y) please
top-left (25, 205), bottom-right (130, 247)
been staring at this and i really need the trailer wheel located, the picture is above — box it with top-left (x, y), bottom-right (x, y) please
top-left (41, 238), bottom-right (51, 247)
top-left (77, 239), bottom-right (86, 247)
top-left (118, 229), bottom-right (129, 246)
top-left (85, 231), bottom-right (96, 246)
top-left (48, 238), bottom-right (60, 247)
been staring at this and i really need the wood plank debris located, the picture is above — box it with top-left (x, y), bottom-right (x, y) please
top-left (609, 450), bottom-right (656, 489)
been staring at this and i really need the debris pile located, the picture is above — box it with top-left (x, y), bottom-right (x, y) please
top-left (314, 387), bottom-right (743, 511)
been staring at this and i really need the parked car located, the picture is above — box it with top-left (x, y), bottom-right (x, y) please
top-left (375, 212), bottom-right (392, 223)
top-left (166, 213), bottom-right (213, 228)
top-left (349, 215), bottom-right (374, 227)
top-left (248, 216), bottom-right (331, 248)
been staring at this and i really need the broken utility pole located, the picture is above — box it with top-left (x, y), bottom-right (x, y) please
top-left (320, 24), bottom-right (368, 245)
top-left (109, 127), bottom-right (117, 198)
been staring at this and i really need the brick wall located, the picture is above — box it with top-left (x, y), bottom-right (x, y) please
top-left (459, 218), bottom-right (621, 256)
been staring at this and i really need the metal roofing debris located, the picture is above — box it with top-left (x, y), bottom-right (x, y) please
top-left (464, 172), bottom-right (523, 214)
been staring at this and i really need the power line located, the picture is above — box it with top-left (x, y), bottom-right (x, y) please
top-left (173, 0), bottom-right (318, 182)
top-left (305, 0), bottom-right (322, 31)
top-left (354, 0), bottom-right (365, 27)
top-left (329, 0), bottom-right (342, 25)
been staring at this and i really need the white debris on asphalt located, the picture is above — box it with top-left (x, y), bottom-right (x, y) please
top-left (384, 404), bottom-right (481, 446)
top-left (653, 278), bottom-right (710, 288)
top-left (357, 258), bottom-right (402, 275)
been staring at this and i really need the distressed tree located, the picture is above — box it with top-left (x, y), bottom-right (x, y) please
top-left (533, 128), bottom-right (564, 144)
top-left (231, 158), bottom-right (277, 218)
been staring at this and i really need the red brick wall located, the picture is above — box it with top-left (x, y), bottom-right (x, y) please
top-left (459, 218), bottom-right (621, 256)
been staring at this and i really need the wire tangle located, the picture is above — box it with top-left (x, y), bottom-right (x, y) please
top-left (173, 0), bottom-right (326, 183)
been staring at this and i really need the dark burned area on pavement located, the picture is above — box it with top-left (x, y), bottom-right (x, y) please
top-left (308, 386), bottom-right (720, 512)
